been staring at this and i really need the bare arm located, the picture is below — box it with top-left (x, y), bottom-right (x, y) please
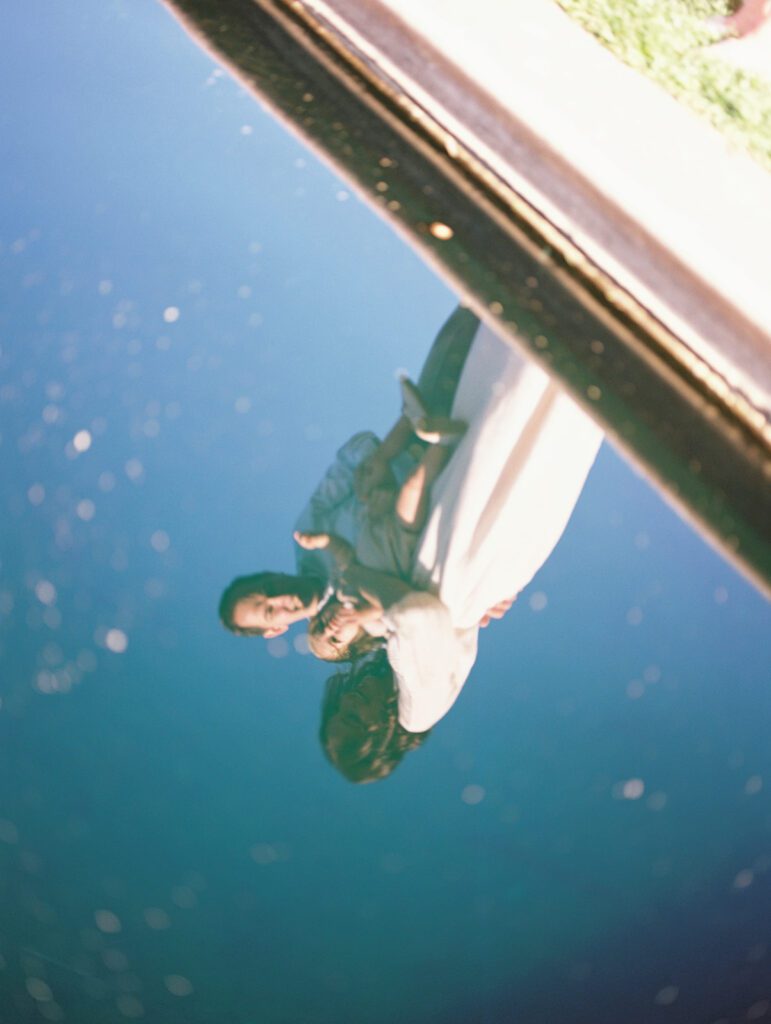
top-left (294, 531), bottom-right (354, 572)
top-left (339, 563), bottom-right (413, 611)
top-left (354, 415), bottom-right (413, 500)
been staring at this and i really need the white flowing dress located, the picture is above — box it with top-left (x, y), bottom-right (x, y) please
top-left (384, 322), bottom-right (604, 733)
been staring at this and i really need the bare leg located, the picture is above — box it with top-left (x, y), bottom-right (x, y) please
top-left (395, 445), bottom-right (450, 529)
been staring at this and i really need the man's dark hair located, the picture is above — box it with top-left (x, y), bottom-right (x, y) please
top-left (218, 571), bottom-right (302, 637)
top-left (319, 651), bottom-right (429, 783)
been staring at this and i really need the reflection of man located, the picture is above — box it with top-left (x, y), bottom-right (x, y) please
top-left (218, 307), bottom-right (479, 640)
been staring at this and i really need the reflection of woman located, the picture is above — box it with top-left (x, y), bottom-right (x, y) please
top-left (320, 651), bottom-right (429, 783)
top-left (319, 320), bottom-right (603, 766)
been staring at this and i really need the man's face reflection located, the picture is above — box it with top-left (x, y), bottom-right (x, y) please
top-left (231, 592), bottom-right (310, 637)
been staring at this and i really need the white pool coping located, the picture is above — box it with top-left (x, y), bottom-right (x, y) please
top-left (292, 0), bottom-right (771, 436)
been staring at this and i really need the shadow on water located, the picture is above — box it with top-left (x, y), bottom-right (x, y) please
top-left (437, 836), bottom-right (771, 1024)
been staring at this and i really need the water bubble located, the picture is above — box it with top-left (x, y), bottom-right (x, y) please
top-left (461, 785), bottom-right (485, 805)
top-left (162, 306), bottom-right (180, 323)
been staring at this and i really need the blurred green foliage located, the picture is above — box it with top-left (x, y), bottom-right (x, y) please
top-left (556, 0), bottom-right (771, 169)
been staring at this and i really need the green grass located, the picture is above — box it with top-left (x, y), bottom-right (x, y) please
top-left (555, 0), bottom-right (771, 170)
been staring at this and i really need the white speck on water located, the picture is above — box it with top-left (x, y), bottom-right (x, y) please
top-left (162, 306), bottom-right (180, 323)
top-left (105, 629), bottom-right (128, 654)
top-left (76, 499), bottom-right (95, 521)
top-left (626, 606), bottom-right (643, 626)
top-left (35, 580), bottom-right (57, 606)
top-left (164, 975), bottom-right (193, 997)
top-left (26, 978), bottom-right (53, 1002)
top-left (746, 775), bottom-right (763, 795)
top-left (150, 530), bottom-right (170, 553)
top-left (94, 909), bottom-right (122, 933)
top-left (654, 985), bottom-right (679, 1006)
top-left (293, 633), bottom-right (311, 656)
top-left (733, 868), bottom-right (754, 889)
top-left (125, 459), bottom-right (144, 482)
top-left (621, 778), bottom-right (645, 800)
top-left (115, 994), bottom-right (144, 1018)
top-left (251, 843), bottom-right (279, 865)
top-left (267, 637), bottom-right (289, 659)
top-left (747, 1000), bottom-right (770, 1020)
top-left (72, 429), bottom-right (92, 453)
top-left (647, 792), bottom-right (668, 811)
top-left (171, 885), bottom-right (197, 909)
top-left (529, 591), bottom-right (548, 612)
top-left (0, 819), bottom-right (19, 844)
top-left (461, 784), bottom-right (486, 805)
top-left (28, 483), bottom-right (45, 506)
top-left (143, 907), bottom-right (170, 930)
top-left (234, 396), bottom-right (251, 414)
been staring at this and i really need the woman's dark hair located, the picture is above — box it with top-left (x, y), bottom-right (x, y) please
top-left (319, 651), bottom-right (429, 783)
top-left (218, 571), bottom-right (305, 636)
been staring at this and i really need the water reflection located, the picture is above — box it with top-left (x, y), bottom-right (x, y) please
top-left (4, 3), bottom-right (771, 1022)
top-left (220, 307), bottom-right (602, 779)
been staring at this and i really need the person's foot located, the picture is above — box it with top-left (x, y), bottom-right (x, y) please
top-left (413, 416), bottom-right (467, 445)
top-left (399, 375), bottom-right (429, 426)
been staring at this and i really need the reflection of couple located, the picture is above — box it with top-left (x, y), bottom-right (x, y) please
top-left (220, 307), bottom-right (603, 782)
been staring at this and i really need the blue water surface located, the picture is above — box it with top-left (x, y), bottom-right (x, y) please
top-left (1, 3), bottom-right (770, 1023)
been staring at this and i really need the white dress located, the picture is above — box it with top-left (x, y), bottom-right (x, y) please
top-left (385, 322), bottom-right (604, 732)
